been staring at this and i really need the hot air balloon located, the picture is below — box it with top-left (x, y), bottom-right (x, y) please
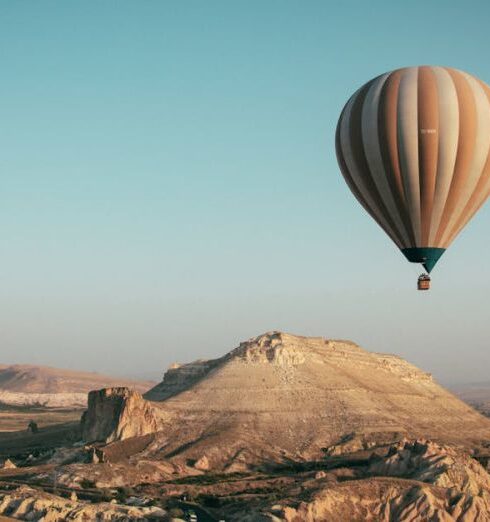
top-left (335, 66), bottom-right (490, 290)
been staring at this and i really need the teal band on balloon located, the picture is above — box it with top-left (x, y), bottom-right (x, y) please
top-left (401, 247), bottom-right (446, 273)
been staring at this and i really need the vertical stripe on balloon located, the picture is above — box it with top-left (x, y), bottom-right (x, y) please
top-left (397, 67), bottom-right (422, 246)
top-left (417, 66), bottom-right (439, 246)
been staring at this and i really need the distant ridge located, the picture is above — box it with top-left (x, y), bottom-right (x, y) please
top-left (0, 364), bottom-right (154, 408)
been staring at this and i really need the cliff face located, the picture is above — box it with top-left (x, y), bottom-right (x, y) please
top-left (81, 388), bottom-right (158, 443)
top-left (145, 359), bottom-right (220, 401)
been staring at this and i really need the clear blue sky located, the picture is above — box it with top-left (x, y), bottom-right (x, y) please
top-left (1, 1), bottom-right (490, 383)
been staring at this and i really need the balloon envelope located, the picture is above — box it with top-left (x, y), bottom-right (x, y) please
top-left (336, 66), bottom-right (490, 272)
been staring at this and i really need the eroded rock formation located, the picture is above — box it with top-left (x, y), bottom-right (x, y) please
top-left (256, 439), bottom-right (490, 521)
top-left (81, 387), bottom-right (159, 443)
top-left (368, 438), bottom-right (490, 495)
top-left (1, 458), bottom-right (16, 469)
top-left (0, 485), bottom-right (167, 521)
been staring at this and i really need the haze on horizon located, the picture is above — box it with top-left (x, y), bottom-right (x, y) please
top-left (1, 0), bottom-right (490, 385)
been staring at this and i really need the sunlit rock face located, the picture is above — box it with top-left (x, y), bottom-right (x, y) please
top-left (81, 387), bottom-right (158, 443)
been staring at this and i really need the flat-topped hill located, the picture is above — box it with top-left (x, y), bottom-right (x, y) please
top-left (130, 332), bottom-right (490, 469)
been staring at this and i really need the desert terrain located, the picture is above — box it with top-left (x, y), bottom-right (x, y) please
top-left (0, 364), bottom-right (154, 433)
top-left (0, 363), bottom-right (154, 409)
top-left (1, 332), bottom-right (490, 520)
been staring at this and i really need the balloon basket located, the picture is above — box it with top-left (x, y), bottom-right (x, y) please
top-left (417, 274), bottom-right (431, 291)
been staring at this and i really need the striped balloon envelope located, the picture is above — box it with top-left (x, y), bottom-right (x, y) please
top-left (335, 66), bottom-right (490, 274)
